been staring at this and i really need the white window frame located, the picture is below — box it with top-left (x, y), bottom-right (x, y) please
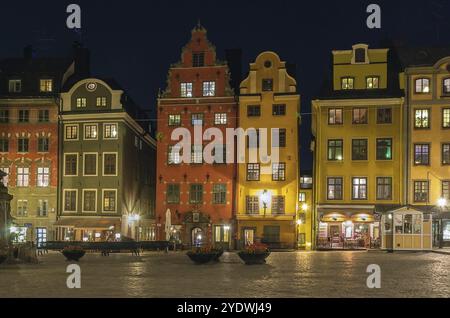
top-left (180, 82), bottom-right (193, 98)
top-left (63, 189), bottom-right (78, 213)
top-left (214, 113), bottom-right (227, 125)
top-left (17, 199), bottom-right (28, 216)
top-left (202, 81), bottom-right (216, 97)
top-left (16, 167), bottom-right (30, 187)
top-left (102, 189), bottom-right (118, 213)
top-left (96, 96), bottom-right (107, 107)
top-left (83, 152), bottom-right (98, 176)
top-left (40, 79), bottom-right (53, 92)
top-left (76, 97), bottom-right (87, 108)
top-left (37, 199), bottom-right (49, 217)
top-left (8, 79), bottom-right (22, 93)
top-left (82, 189), bottom-right (98, 213)
top-left (103, 152), bottom-right (118, 176)
top-left (64, 153), bottom-right (79, 177)
top-left (64, 124), bottom-right (79, 141)
top-left (103, 123), bottom-right (118, 140)
top-left (37, 166), bottom-right (50, 187)
top-left (84, 123), bottom-right (98, 140)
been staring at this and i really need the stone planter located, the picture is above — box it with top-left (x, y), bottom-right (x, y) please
top-left (187, 251), bottom-right (219, 264)
top-left (238, 251), bottom-right (271, 265)
top-left (62, 250), bottom-right (86, 262)
top-left (212, 249), bottom-right (224, 262)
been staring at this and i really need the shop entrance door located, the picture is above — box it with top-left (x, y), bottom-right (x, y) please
top-left (329, 225), bottom-right (341, 248)
top-left (243, 228), bottom-right (255, 246)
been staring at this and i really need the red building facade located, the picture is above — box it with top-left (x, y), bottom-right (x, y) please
top-left (156, 24), bottom-right (237, 248)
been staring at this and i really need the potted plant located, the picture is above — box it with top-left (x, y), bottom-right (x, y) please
top-left (238, 243), bottom-right (271, 265)
top-left (186, 246), bottom-right (222, 264)
top-left (61, 245), bottom-right (86, 262)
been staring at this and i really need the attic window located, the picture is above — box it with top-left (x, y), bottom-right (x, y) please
top-left (193, 52), bottom-right (205, 67)
top-left (355, 48), bottom-right (366, 63)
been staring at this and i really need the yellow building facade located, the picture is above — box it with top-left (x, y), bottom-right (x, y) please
top-left (236, 51), bottom-right (301, 249)
top-left (312, 44), bottom-right (406, 250)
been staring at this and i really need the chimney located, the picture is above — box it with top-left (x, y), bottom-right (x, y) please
top-left (225, 48), bottom-right (242, 94)
top-left (72, 41), bottom-right (90, 77)
top-left (23, 45), bottom-right (33, 60)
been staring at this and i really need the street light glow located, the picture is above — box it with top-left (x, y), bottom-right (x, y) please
top-left (438, 198), bottom-right (447, 208)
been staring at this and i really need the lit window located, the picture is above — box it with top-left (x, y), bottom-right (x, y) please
top-left (414, 181), bottom-right (429, 202)
top-left (246, 163), bottom-right (260, 181)
top-left (415, 78), bottom-right (430, 93)
top-left (202, 81), bottom-right (215, 97)
top-left (212, 184), bottom-right (226, 204)
top-left (299, 192), bottom-right (306, 202)
top-left (17, 167), bottom-right (29, 187)
top-left (65, 125), bottom-right (78, 140)
top-left (327, 177), bottom-right (343, 200)
top-left (328, 140), bottom-right (343, 161)
top-left (442, 144), bottom-right (450, 165)
top-left (8, 79), bottom-right (21, 93)
top-left (96, 97), bottom-right (107, 107)
top-left (17, 200), bottom-right (28, 216)
top-left (341, 77), bottom-right (354, 90)
top-left (37, 201), bottom-right (48, 217)
top-left (442, 181), bottom-right (450, 200)
top-left (169, 114), bottom-right (181, 126)
top-left (180, 83), bottom-right (193, 98)
top-left (103, 190), bottom-right (117, 212)
top-left (352, 177), bottom-right (368, 200)
top-left (376, 138), bottom-right (392, 160)
top-left (352, 108), bottom-right (368, 124)
top-left (366, 77), bottom-right (379, 89)
top-left (104, 124), bottom-right (118, 139)
top-left (443, 109), bottom-right (450, 128)
top-left (328, 108), bottom-right (343, 125)
top-left (76, 98), bottom-right (87, 108)
top-left (37, 167), bottom-right (50, 187)
top-left (40, 79), bottom-right (53, 92)
top-left (84, 124), bottom-right (98, 140)
top-left (414, 144), bottom-right (430, 165)
top-left (191, 113), bottom-right (204, 126)
top-left (168, 145), bottom-right (181, 165)
top-left (444, 78), bottom-right (450, 95)
top-left (214, 113), bottom-right (227, 125)
top-left (272, 162), bottom-right (286, 181)
top-left (246, 196), bottom-right (259, 215)
top-left (415, 109), bottom-right (430, 128)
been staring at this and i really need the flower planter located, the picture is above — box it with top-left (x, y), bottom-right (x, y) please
top-left (238, 251), bottom-right (271, 265)
top-left (62, 250), bottom-right (86, 262)
top-left (0, 254), bottom-right (7, 265)
top-left (212, 249), bottom-right (224, 262)
top-left (186, 251), bottom-right (218, 264)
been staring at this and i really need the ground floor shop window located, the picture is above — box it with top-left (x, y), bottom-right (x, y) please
top-left (394, 214), bottom-right (422, 234)
top-left (36, 228), bottom-right (47, 248)
top-left (214, 225), bottom-right (230, 243)
top-left (443, 221), bottom-right (450, 241)
top-left (263, 226), bottom-right (280, 243)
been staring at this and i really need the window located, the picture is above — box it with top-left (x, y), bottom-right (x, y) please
top-left (272, 162), bottom-right (286, 181)
top-left (443, 144), bottom-right (450, 165)
top-left (414, 144), bottom-right (430, 165)
top-left (246, 196), bottom-right (259, 215)
top-left (168, 146), bottom-right (181, 165)
top-left (262, 79), bottom-right (273, 91)
top-left (299, 192), bottom-right (306, 202)
top-left (84, 124), bottom-right (98, 140)
top-left (352, 139), bottom-right (368, 160)
top-left (18, 138), bottom-right (29, 153)
top-left (327, 177), bottom-right (343, 200)
top-left (212, 184), bottom-right (226, 204)
top-left (341, 77), bottom-right (354, 90)
top-left (83, 153), bottom-right (97, 176)
top-left (8, 79), bottom-right (21, 92)
top-left (352, 108), bottom-right (368, 124)
top-left (96, 97), bottom-right (107, 107)
top-left (278, 129), bottom-right (286, 148)
top-left (37, 167), bottom-right (50, 187)
top-left (263, 226), bottom-right (280, 243)
top-left (0, 110), bottom-right (9, 123)
top-left (83, 190), bottom-right (97, 212)
top-left (0, 167), bottom-right (9, 186)
top-left (415, 109), bottom-right (430, 128)
top-left (166, 184), bottom-right (180, 204)
top-left (328, 140), bottom-right (343, 161)
top-left (40, 79), bottom-right (53, 92)
top-left (38, 137), bottom-right (49, 152)
top-left (76, 98), bottom-right (87, 108)
top-left (415, 78), bottom-right (430, 93)
top-left (37, 200), bottom-right (48, 217)
top-left (38, 110), bottom-right (49, 122)
top-left (191, 145), bottom-right (203, 164)
top-left (442, 181), bottom-right (450, 200)
top-left (191, 113), bottom-right (204, 126)
top-left (377, 108), bottom-right (392, 124)
top-left (17, 200), bottom-right (28, 216)
top-left (366, 76), bottom-right (379, 89)
top-left (104, 123), bottom-right (118, 139)
top-left (247, 105), bottom-right (261, 117)
top-left (444, 78), bottom-right (450, 95)
top-left (355, 48), bottom-right (366, 63)
top-left (189, 184), bottom-right (203, 204)
top-left (214, 113), bottom-right (227, 125)
top-left (328, 108), bottom-right (343, 125)
top-left (272, 104), bottom-right (286, 116)
top-left (414, 181), bottom-right (429, 202)
top-left (169, 114), bottom-right (181, 126)
top-left (103, 153), bottom-right (117, 175)
top-left (64, 190), bottom-right (77, 212)
top-left (213, 144), bottom-right (227, 164)
top-left (396, 214), bottom-right (422, 234)
top-left (352, 177), bottom-right (368, 200)
top-left (271, 196), bottom-right (285, 215)
top-left (65, 125), bottom-right (78, 140)
top-left (376, 138), bottom-right (392, 160)
top-left (377, 177), bottom-right (392, 200)
top-left (443, 109), bottom-right (450, 128)
top-left (18, 110), bottom-right (29, 123)
top-left (192, 52), bottom-right (205, 67)
top-left (202, 81), bottom-right (215, 97)
top-left (103, 190), bottom-right (117, 212)
top-left (64, 154), bottom-right (78, 176)
top-left (247, 163), bottom-right (260, 181)
top-left (0, 138), bottom-right (8, 152)
top-left (214, 225), bottom-right (230, 243)
top-left (180, 82), bottom-right (193, 98)
top-left (17, 167), bottom-right (29, 187)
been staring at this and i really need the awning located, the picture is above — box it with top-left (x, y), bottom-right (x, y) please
top-left (54, 218), bottom-right (121, 229)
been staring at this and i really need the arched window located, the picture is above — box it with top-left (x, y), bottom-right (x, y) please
top-left (415, 78), bottom-right (430, 94)
top-left (443, 78), bottom-right (450, 95)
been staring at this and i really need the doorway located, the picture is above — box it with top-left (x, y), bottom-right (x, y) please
top-left (243, 228), bottom-right (255, 246)
top-left (191, 227), bottom-right (204, 247)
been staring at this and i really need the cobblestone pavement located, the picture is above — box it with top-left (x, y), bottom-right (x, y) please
top-left (0, 251), bottom-right (449, 298)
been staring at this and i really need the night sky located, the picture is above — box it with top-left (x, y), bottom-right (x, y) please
top-left (1, 0), bottom-right (450, 170)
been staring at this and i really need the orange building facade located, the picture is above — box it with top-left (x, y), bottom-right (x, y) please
top-left (155, 25), bottom-right (237, 249)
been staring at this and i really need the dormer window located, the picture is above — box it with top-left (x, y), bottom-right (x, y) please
top-left (40, 79), bottom-right (53, 92)
top-left (443, 78), bottom-right (450, 95)
top-left (262, 79), bottom-right (273, 92)
top-left (8, 79), bottom-right (21, 93)
top-left (415, 78), bottom-right (430, 94)
top-left (341, 77), bottom-right (354, 90)
top-left (351, 45), bottom-right (369, 64)
top-left (366, 76), bottom-right (379, 89)
top-left (193, 52), bottom-right (205, 67)
top-left (180, 82), bottom-right (193, 98)
top-left (355, 48), bottom-right (366, 63)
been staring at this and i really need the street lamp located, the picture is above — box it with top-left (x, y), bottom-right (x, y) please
top-left (301, 203), bottom-right (309, 212)
top-left (261, 190), bottom-right (269, 216)
top-left (438, 198), bottom-right (447, 208)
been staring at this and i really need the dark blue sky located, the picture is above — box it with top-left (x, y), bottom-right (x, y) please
top-left (1, 0), bottom-right (450, 169)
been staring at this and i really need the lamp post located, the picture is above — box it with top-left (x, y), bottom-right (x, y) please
top-left (427, 171), bottom-right (447, 248)
top-left (261, 190), bottom-right (269, 217)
